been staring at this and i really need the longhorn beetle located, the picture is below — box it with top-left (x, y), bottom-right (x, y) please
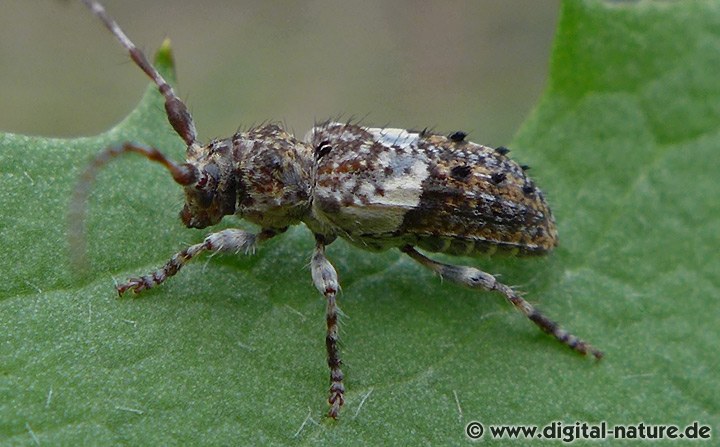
top-left (70, 0), bottom-right (603, 419)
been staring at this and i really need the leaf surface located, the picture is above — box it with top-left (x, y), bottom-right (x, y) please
top-left (1, 1), bottom-right (718, 444)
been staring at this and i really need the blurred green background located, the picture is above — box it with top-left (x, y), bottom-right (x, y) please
top-left (0, 0), bottom-right (558, 145)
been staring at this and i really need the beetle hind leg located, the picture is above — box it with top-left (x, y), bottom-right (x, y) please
top-left (401, 245), bottom-right (603, 360)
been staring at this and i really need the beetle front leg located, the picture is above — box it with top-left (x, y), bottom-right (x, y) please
top-left (310, 235), bottom-right (345, 419)
top-left (117, 228), bottom-right (277, 295)
top-left (401, 245), bottom-right (603, 359)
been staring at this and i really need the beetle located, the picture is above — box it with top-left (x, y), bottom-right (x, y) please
top-left (70, 0), bottom-right (602, 419)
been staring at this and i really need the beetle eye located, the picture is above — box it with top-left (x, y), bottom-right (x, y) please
top-left (196, 173), bottom-right (208, 189)
top-left (196, 164), bottom-right (220, 190)
top-left (197, 189), bottom-right (214, 207)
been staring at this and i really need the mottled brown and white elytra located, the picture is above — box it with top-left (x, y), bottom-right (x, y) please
top-left (307, 123), bottom-right (558, 256)
top-left (71, 0), bottom-right (602, 420)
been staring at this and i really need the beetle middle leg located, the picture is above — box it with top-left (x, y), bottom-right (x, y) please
top-left (117, 228), bottom-right (279, 295)
top-left (310, 235), bottom-right (345, 419)
top-left (401, 245), bottom-right (603, 359)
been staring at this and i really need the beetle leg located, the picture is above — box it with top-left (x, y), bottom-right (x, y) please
top-left (401, 245), bottom-right (603, 359)
top-left (117, 228), bottom-right (276, 295)
top-left (311, 235), bottom-right (345, 419)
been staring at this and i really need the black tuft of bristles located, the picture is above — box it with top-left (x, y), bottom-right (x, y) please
top-left (450, 165), bottom-right (472, 180)
top-left (490, 172), bottom-right (507, 185)
top-left (448, 131), bottom-right (467, 142)
top-left (315, 141), bottom-right (332, 160)
top-left (495, 146), bottom-right (510, 156)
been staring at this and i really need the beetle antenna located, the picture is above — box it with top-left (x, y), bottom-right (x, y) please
top-left (80, 0), bottom-right (198, 147)
top-left (68, 142), bottom-right (198, 269)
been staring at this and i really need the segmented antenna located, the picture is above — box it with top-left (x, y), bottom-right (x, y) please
top-left (69, 142), bottom-right (198, 269)
top-left (80, 0), bottom-right (198, 147)
top-left (70, 1), bottom-right (202, 268)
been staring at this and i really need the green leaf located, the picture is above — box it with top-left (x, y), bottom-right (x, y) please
top-left (2, 0), bottom-right (719, 444)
